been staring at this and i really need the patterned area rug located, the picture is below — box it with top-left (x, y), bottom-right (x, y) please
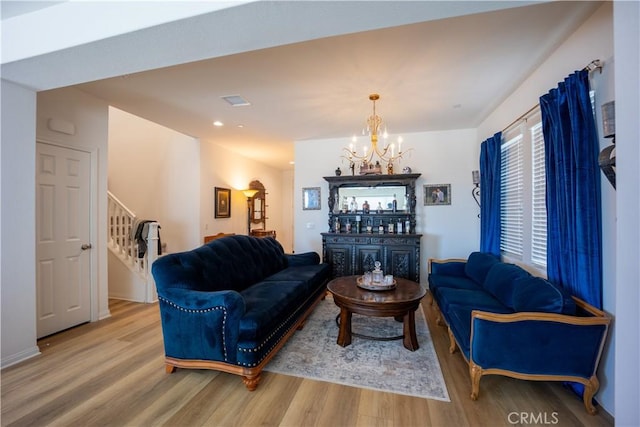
top-left (265, 297), bottom-right (450, 401)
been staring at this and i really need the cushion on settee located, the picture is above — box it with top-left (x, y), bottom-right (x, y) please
top-left (238, 280), bottom-right (308, 342)
top-left (482, 263), bottom-right (531, 309)
top-left (286, 252), bottom-right (320, 267)
top-left (436, 287), bottom-right (513, 317)
top-left (511, 276), bottom-right (576, 315)
top-left (464, 252), bottom-right (500, 285)
top-left (428, 274), bottom-right (482, 299)
top-left (430, 261), bottom-right (467, 277)
top-left (446, 303), bottom-right (514, 360)
top-left (262, 263), bottom-right (331, 293)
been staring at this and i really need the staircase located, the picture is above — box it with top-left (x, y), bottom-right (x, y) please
top-left (107, 191), bottom-right (160, 303)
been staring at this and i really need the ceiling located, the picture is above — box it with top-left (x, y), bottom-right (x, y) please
top-left (37, 2), bottom-right (601, 170)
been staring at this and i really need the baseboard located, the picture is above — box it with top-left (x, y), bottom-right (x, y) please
top-left (1, 345), bottom-right (41, 369)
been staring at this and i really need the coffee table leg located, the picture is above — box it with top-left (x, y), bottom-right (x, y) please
top-left (403, 310), bottom-right (419, 351)
top-left (337, 307), bottom-right (352, 347)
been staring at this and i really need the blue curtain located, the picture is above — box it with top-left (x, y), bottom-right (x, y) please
top-left (479, 132), bottom-right (502, 256)
top-left (540, 70), bottom-right (602, 309)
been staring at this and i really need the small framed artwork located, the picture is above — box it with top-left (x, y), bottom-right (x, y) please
top-left (214, 187), bottom-right (231, 218)
top-left (424, 184), bottom-right (452, 206)
top-left (302, 187), bottom-right (321, 210)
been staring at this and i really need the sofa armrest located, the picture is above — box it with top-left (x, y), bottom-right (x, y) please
top-left (157, 288), bottom-right (246, 363)
top-left (428, 258), bottom-right (468, 276)
top-left (469, 310), bottom-right (610, 379)
top-left (286, 251), bottom-right (320, 267)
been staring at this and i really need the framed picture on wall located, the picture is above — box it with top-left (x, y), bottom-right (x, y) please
top-left (302, 187), bottom-right (321, 210)
top-left (424, 184), bottom-right (451, 206)
top-left (215, 187), bottom-right (231, 218)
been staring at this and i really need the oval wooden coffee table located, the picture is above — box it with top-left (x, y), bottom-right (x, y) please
top-left (327, 275), bottom-right (426, 351)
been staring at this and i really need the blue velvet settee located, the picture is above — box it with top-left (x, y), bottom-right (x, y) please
top-left (428, 252), bottom-right (610, 415)
top-left (151, 235), bottom-right (331, 390)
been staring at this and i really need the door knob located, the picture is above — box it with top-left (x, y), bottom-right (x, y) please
top-left (81, 243), bottom-right (92, 250)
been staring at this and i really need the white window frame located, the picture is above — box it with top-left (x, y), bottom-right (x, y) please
top-left (500, 107), bottom-right (546, 276)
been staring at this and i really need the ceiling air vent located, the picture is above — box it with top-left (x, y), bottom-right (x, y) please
top-left (221, 95), bottom-right (251, 107)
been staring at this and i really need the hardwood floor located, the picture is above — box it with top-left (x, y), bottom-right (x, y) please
top-left (1, 298), bottom-right (613, 427)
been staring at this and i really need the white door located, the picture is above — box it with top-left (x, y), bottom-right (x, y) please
top-left (36, 142), bottom-right (92, 338)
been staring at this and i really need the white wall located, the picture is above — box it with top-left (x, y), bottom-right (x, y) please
top-left (108, 107), bottom-right (200, 253)
top-left (477, 3), bottom-right (617, 414)
top-left (613, 2), bottom-right (640, 424)
top-left (477, 3), bottom-right (613, 138)
top-left (199, 139), bottom-right (286, 248)
top-left (37, 87), bottom-right (111, 322)
top-left (591, 52), bottom-right (617, 419)
top-left (1, 80), bottom-right (39, 367)
top-left (294, 128), bottom-right (480, 285)
top-left (281, 170), bottom-right (294, 253)
top-left (110, 109), bottom-right (288, 252)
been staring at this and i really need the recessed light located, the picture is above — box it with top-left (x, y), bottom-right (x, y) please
top-left (213, 121), bottom-right (224, 127)
top-left (289, 161), bottom-right (295, 165)
top-left (453, 104), bottom-right (462, 109)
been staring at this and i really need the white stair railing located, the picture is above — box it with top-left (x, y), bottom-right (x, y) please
top-left (107, 191), bottom-right (159, 302)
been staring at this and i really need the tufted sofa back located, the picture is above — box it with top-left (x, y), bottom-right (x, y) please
top-left (152, 235), bottom-right (288, 293)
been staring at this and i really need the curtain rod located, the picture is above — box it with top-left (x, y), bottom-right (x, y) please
top-left (502, 59), bottom-right (603, 132)
top-left (583, 59), bottom-right (603, 73)
top-left (502, 104), bottom-right (539, 133)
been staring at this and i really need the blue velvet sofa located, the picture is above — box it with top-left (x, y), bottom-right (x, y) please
top-left (428, 252), bottom-right (610, 415)
top-left (151, 235), bottom-right (331, 390)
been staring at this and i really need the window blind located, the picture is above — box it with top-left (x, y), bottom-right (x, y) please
top-left (500, 134), bottom-right (524, 257)
top-left (530, 121), bottom-right (547, 267)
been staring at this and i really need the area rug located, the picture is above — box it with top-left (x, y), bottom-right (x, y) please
top-left (265, 297), bottom-right (450, 401)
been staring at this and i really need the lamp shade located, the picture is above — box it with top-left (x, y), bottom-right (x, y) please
top-left (242, 189), bottom-right (259, 198)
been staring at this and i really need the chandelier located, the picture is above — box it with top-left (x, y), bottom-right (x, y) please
top-left (342, 93), bottom-right (410, 175)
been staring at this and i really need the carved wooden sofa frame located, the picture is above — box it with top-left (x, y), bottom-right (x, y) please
top-left (428, 256), bottom-right (610, 415)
